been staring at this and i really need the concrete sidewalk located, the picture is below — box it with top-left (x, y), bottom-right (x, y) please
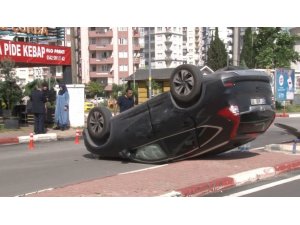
top-left (22, 146), bottom-right (300, 197)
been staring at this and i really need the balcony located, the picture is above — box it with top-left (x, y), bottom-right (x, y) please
top-left (165, 49), bottom-right (172, 55)
top-left (133, 57), bottom-right (140, 64)
top-left (133, 30), bottom-right (140, 38)
top-left (88, 30), bottom-right (113, 37)
top-left (165, 56), bottom-right (173, 62)
top-left (89, 44), bottom-right (113, 51)
top-left (133, 44), bottom-right (140, 51)
top-left (89, 72), bottom-right (113, 78)
top-left (165, 40), bottom-right (172, 47)
top-left (89, 57), bottom-right (114, 64)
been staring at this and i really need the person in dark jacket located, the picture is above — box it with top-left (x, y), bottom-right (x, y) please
top-left (117, 87), bottom-right (134, 113)
top-left (30, 83), bottom-right (47, 134)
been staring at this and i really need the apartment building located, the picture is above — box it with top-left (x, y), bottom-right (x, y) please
top-left (79, 27), bottom-right (141, 90)
top-left (182, 27), bottom-right (202, 66)
top-left (142, 27), bottom-right (184, 69)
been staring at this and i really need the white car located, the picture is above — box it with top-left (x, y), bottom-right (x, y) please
top-left (92, 97), bottom-right (106, 104)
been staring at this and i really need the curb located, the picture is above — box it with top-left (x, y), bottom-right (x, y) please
top-left (0, 130), bottom-right (83, 146)
top-left (276, 113), bottom-right (289, 118)
top-left (0, 137), bottom-right (19, 145)
top-left (163, 159), bottom-right (300, 197)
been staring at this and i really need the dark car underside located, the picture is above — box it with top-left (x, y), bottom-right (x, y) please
top-left (84, 65), bottom-right (275, 164)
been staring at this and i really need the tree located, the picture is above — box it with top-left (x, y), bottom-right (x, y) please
top-left (240, 27), bottom-right (255, 68)
top-left (111, 83), bottom-right (126, 100)
top-left (85, 81), bottom-right (105, 98)
top-left (207, 27), bottom-right (228, 71)
top-left (253, 27), bottom-right (300, 68)
top-left (0, 58), bottom-right (22, 110)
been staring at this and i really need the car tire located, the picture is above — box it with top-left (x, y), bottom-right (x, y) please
top-left (170, 64), bottom-right (203, 106)
top-left (87, 107), bottom-right (112, 140)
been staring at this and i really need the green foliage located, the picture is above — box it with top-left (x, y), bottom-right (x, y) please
top-left (0, 58), bottom-right (22, 110)
top-left (207, 28), bottom-right (228, 71)
top-left (253, 27), bottom-right (300, 68)
top-left (85, 81), bottom-right (105, 98)
top-left (111, 83), bottom-right (138, 100)
top-left (111, 83), bottom-right (125, 99)
top-left (240, 27), bottom-right (256, 68)
top-left (23, 79), bottom-right (39, 97)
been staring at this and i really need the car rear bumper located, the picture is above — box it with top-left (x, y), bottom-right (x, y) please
top-left (238, 105), bottom-right (275, 134)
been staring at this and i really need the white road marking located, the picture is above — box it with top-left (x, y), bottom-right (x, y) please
top-left (118, 164), bottom-right (167, 175)
top-left (226, 174), bottom-right (300, 197)
top-left (15, 188), bottom-right (54, 197)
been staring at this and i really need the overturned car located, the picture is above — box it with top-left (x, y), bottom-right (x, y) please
top-left (83, 64), bottom-right (275, 164)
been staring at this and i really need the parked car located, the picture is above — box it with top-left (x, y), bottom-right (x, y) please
top-left (84, 101), bottom-right (94, 112)
top-left (83, 64), bottom-right (275, 164)
top-left (91, 97), bottom-right (106, 105)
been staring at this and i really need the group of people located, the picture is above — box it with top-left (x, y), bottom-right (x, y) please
top-left (30, 82), bottom-right (69, 134)
top-left (30, 84), bottom-right (134, 134)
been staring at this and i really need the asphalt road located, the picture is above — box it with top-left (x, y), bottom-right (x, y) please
top-left (0, 141), bottom-right (154, 196)
top-left (0, 117), bottom-right (299, 197)
top-left (204, 169), bottom-right (300, 197)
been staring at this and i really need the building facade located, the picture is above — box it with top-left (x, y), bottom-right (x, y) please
top-left (79, 27), bottom-right (141, 91)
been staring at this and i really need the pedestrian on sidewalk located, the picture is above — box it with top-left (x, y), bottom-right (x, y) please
top-left (117, 87), bottom-right (134, 113)
top-left (54, 83), bottom-right (70, 131)
top-left (30, 82), bottom-right (47, 134)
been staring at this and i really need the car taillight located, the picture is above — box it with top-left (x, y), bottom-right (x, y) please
top-left (218, 105), bottom-right (240, 139)
top-left (223, 81), bottom-right (235, 88)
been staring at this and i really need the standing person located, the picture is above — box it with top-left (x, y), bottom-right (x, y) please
top-left (42, 83), bottom-right (50, 127)
top-left (54, 83), bottom-right (70, 131)
top-left (30, 83), bottom-right (47, 134)
top-left (117, 87), bottom-right (134, 113)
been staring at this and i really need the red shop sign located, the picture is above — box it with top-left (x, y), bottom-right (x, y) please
top-left (0, 40), bottom-right (71, 65)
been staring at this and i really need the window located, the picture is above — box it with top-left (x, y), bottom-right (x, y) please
top-left (119, 65), bottom-right (128, 71)
top-left (118, 38), bottom-right (128, 45)
top-left (91, 52), bottom-right (96, 58)
top-left (157, 27), bottom-right (162, 31)
top-left (100, 65), bottom-right (110, 72)
top-left (100, 38), bottom-right (110, 45)
top-left (119, 52), bottom-right (128, 58)
top-left (189, 43), bottom-right (193, 46)
top-left (118, 27), bottom-right (128, 31)
top-left (90, 38), bottom-right (96, 45)
top-left (91, 65), bottom-right (96, 72)
top-left (90, 27), bottom-right (96, 31)
top-left (100, 52), bottom-right (108, 58)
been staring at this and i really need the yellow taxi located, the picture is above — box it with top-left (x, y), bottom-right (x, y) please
top-left (84, 101), bottom-right (94, 112)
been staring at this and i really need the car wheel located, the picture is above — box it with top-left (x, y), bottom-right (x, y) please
top-left (170, 64), bottom-right (203, 106)
top-left (87, 107), bottom-right (112, 140)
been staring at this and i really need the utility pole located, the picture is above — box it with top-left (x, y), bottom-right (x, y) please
top-left (233, 27), bottom-right (240, 66)
top-left (148, 27), bottom-right (152, 99)
top-left (70, 27), bottom-right (78, 84)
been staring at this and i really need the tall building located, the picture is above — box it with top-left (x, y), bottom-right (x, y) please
top-left (182, 27), bottom-right (202, 66)
top-left (143, 27), bottom-right (184, 69)
top-left (79, 27), bottom-right (141, 91)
